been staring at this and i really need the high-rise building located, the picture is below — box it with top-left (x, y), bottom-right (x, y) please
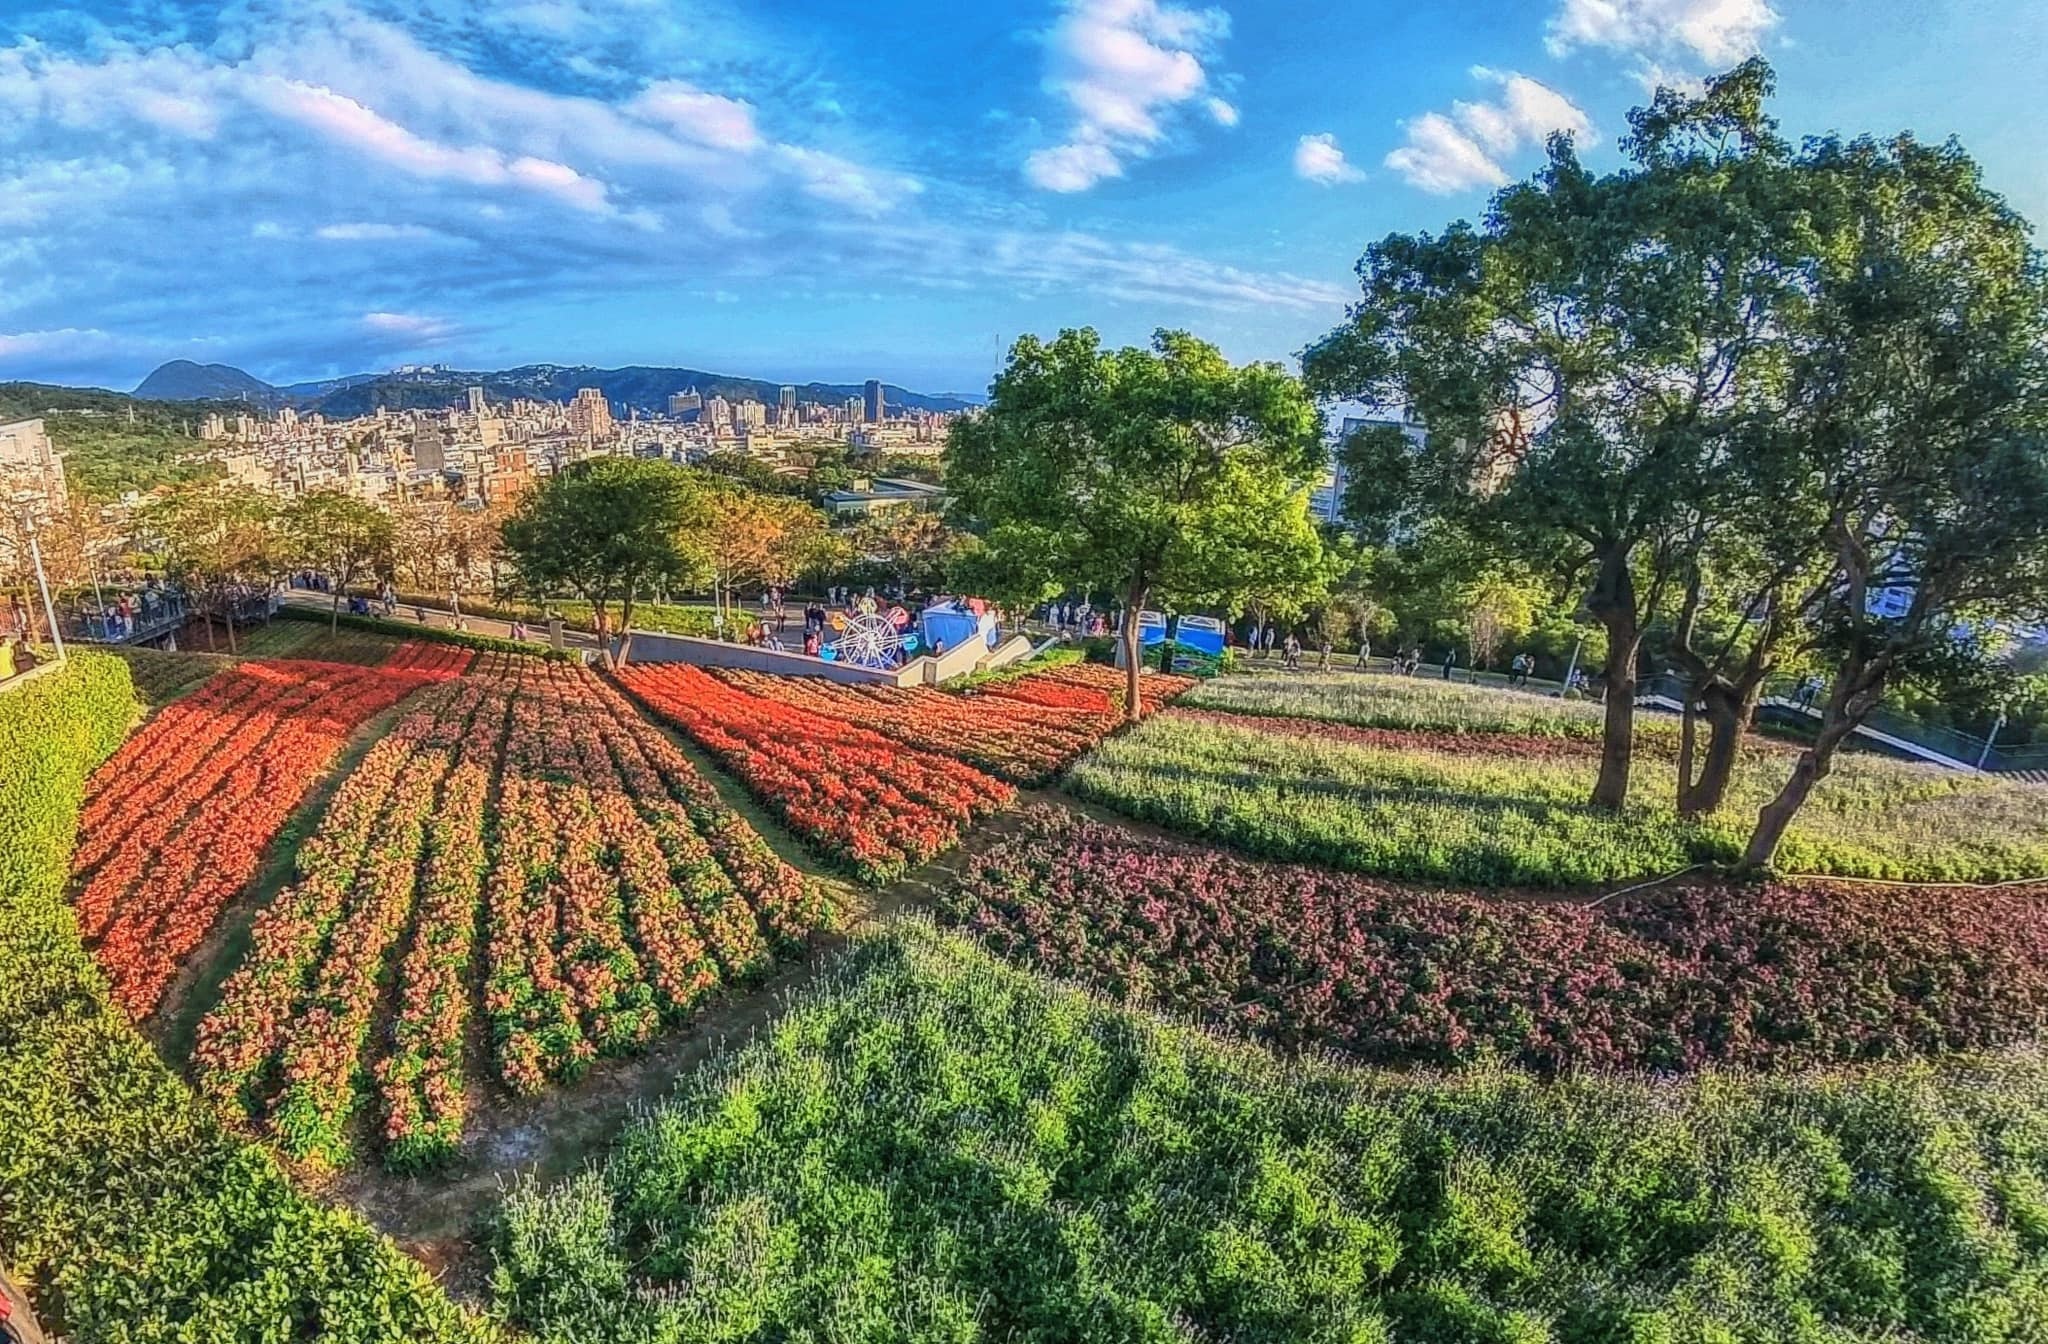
top-left (778, 385), bottom-right (797, 425)
top-left (0, 417), bottom-right (67, 515)
top-left (467, 385), bottom-right (487, 416)
top-left (843, 397), bottom-right (863, 424)
top-left (566, 387), bottom-right (615, 440)
top-left (736, 399), bottom-right (767, 430)
top-left (668, 390), bottom-right (703, 417)
top-left (703, 396), bottom-right (732, 431)
top-left (863, 379), bottom-right (884, 424)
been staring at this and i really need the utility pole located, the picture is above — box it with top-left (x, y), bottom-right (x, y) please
top-left (1977, 708), bottom-right (2008, 772)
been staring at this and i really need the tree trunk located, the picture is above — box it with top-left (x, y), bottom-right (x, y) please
top-left (594, 605), bottom-right (613, 669)
top-left (1742, 657), bottom-right (1890, 870)
top-left (330, 578), bottom-right (342, 632)
top-left (1679, 679), bottom-right (1765, 818)
top-left (1121, 577), bottom-right (1149, 723)
top-left (222, 596), bottom-right (238, 656)
top-left (1677, 696), bottom-right (1698, 807)
top-left (1584, 546), bottom-right (1641, 811)
top-left (1591, 622), bottom-right (1640, 809)
top-left (617, 594), bottom-right (636, 667)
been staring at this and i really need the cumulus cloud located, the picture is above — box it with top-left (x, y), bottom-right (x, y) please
top-left (1025, 0), bottom-right (1233, 192)
top-left (244, 77), bottom-right (615, 213)
top-left (1293, 132), bottom-right (1363, 185)
top-left (1386, 68), bottom-right (1593, 195)
top-left (1547, 0), bottom-right (1778, 65)
top-left (626, 80), bottom-right (760, 152)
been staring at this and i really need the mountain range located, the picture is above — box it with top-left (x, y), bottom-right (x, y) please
top-left (133, 360), bottom-right (983, 416)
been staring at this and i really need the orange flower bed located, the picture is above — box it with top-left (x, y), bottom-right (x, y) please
top-left (714, 668), bottom-right (1108, 786)
top-left (72, 645), bottom-right (468, 1018)
top-left (616, 663), bottom-right (1014, 883)
top-left (191, 657), bottom-right (833, 1171)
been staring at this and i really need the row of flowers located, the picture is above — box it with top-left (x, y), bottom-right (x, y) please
top-left (1028, 661), bottom-right (1198, 716)
top-left (934, 804), bottom-right (2048, 1075)
top-left (616, 664), bottom-right (1014, 883)
top-left (192, 656), bottom-right (834, 1169)
top-left (715, 668), bottom-right (1110, 786)
top-left (1167, 707), bottom-right (1611, 761)
top-left (73, 649), bottom-right (465, 1017)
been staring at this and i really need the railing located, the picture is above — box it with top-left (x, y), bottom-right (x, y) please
top-left (1636, 672), bottom-right (2048, 775)
top-left (61, 595), bottom-right (189, 646)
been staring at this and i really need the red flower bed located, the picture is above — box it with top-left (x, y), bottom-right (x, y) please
top-left (1033, 661), bottom-right (1197, 715)
top-left (1168, 707), bottom-right (1608, 760)
top-left (192, 656), bottom-right (833, 1170)
top-left (616, 664), bottom-right (1013, 883)
top-left (714, 668), bottom-right (1110, 786)
top-left (71, 651), bottom-right (463, 1017)
top-left (936, 804), bottom-right (2048, 1074)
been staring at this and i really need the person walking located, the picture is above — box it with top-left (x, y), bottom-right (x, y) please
top-left (1441, 646), bottom-right (1458, 681)
top-left (1356, 634), bottom-right (1371, 671)
top-left (1282, 631), bottom-right (1301, 671)
top-left (1318, 634), bottom-right (1332, 671)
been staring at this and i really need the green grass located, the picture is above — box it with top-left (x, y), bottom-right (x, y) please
top-left (493, 921), bottom-right (2048, 1343)
top-left (1066, 709), bottom-right (2048, 885)
top-left (106, 645), bottom-right (231, 707)
top-left (1186, 670), bottom-right (1636, 740)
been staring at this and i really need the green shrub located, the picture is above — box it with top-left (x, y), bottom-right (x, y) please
top-left (492, 922), bottom-right (2048, 1342)
top-left (947, 645), bottom-right (1085, 691)
top-left (0, 653), bottom-right (488, 1341)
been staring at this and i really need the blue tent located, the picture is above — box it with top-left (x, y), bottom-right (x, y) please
top-left (919, 601), bottom-right (997, 654)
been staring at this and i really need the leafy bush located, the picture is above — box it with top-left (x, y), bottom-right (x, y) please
top-left (0, 654), bottom-right (486, 1339)
top-left (940, 803), bottom-right (2048, 1073)
top-left (493, 922), bottom-right (2048, 1342)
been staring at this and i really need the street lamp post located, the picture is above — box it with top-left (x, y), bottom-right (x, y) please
top-left (22, 508), bottom-right (65, 663)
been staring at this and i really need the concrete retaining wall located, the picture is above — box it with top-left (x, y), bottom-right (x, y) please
top-left (616, 631), bottom-right (923, 686)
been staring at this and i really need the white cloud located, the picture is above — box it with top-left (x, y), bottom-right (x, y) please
top-left (1025, 139), bottom-right (1124, 192)
top-left (1547, 0), bottom-right (1778, 65)
top-left (244, 76), bottom-right (615, 213)
top-left (1026, 0), bottom-right (1232, 192)
top-left (0, 327), bottom-right (115, 360)
top-left (314, 222), bottom-right (440, 241)
top-left (1385, 69), bottom-right (1592, 194)
top-left (362, 311), bottom-right (455, 341)
top-left (1293, 132), bottom-right (1363, 185)
top-left (627, 80), bottom-right (760, 152)
top-left (773, 145), bottom-right (922, 215)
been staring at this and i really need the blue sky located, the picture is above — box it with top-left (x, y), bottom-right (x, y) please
top-left (1, 0), bottom-right (2043, 395)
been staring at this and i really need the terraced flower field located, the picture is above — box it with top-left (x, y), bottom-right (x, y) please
top-left (1068, 693), bottom-right (2048, 884)
top-left (616, 663), bottom-right (1015, 882)
top-left (940, 803), bottom-right (2048, 1073)
top-left (69, 644), bottom-right (470, 1016)
top-left (194, 657), bottom-right (835, 1170)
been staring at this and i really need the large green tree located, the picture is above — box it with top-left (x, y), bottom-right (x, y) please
top-left (1306, 60), bottom-right (1814, 810)
top-left (948, 329), bottom-right (1324, 719)
top-left (282, 489), bottom-right (395, 631)
top-left (500, 458), bottom-right (708, 665)
top-left (1736, 132), bottom-right (2048, 868)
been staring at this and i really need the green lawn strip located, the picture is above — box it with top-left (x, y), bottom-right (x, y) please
top-left (1067, 709), bottom-right (2048, 886)
top-left (0, 653), bottom-right (491, 1341)
top-left (494, 920), bottom-right (2048, 1342)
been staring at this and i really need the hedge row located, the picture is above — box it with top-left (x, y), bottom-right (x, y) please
top-left (0, 653), bottom-right (489, 1341)
top-left (275, 606), bottom-right (577, 661)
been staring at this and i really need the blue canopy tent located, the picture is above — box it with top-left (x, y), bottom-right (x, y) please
top-left (918, 601), bottom-right (997, 655)
top-left (1132, 610), bottom-right (1225, 656)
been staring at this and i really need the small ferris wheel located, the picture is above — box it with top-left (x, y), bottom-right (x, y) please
top-left (829, 611), bottom-right (907, 668)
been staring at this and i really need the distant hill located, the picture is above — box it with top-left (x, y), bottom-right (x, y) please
top-left (133, 360), bottom-right (278, 402)
top-left (128, 360), bottom-right (983, 417)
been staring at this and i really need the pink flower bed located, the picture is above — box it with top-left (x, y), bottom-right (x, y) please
top-left (936, 804), bottom-right (2048, 1074)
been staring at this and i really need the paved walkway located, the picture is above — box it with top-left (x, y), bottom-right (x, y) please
top-left (277, 592), bottom-right (602, 653)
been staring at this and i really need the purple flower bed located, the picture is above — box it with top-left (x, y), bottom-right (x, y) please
top-left (935, 804), bottom-right (2048, 1073)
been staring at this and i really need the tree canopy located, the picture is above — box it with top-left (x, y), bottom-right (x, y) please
top-left (499, 457), bottom-right (708, 665)
top-left (947, 328), bottom-right (1325, 718)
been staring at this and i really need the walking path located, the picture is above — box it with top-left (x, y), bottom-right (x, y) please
top-left (276, 591), bottom-right (601, 653)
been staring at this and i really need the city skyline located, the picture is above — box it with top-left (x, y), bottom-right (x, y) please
top-left (1, 0), bottom-right (2043, 393)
